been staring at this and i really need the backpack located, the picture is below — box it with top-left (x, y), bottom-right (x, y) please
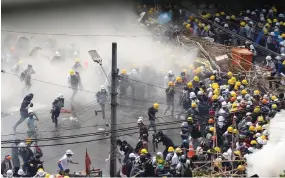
top-left (181, 163), bottom-right (192, 177)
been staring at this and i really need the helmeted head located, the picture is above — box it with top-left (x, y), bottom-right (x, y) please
top-left (100, 85), bottom-right (106, 91)
top-left (137, 116), bottom-right (143, 125)
top-left (65, 149), bottom-right (74, 157)
top-left (57, 93), bottom-right (64, 99)
top-left (168, 70), bottom-right (174, 76)
top-left (6, 170), bottom-right (13, 177)
top-left (69, 69), bottom-right (75, 76)
top-left (18, 169), bottom-right (24, 176)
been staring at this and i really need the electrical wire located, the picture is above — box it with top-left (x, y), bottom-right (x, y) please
top-left (1, 125), bottom-right (182, 148)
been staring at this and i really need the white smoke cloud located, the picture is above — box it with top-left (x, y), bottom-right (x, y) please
top-left (247, 110), bottom-right (285, 177)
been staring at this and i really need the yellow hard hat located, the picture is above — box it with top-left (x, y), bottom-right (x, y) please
top-left (232, 103), bottom-right (238, 108)
top-left (194, 19), bottom-right (199, 23)
top-left (175, 147), bottom-right (182, 153)
top-left (26, 137), bottom-right (32, 144)
top-left (233, 129), bottom-right (238, 134)
top-left (196, 67), bottom-right (202, 73)
top-left (256, 125), bottom-right (262, 131)
top-left (227, 71), bottom-right (233, 77)
top-left (234, 150), bottom-right (241, 155)
top-left (220, 12), bottom-right (225, 15)
top-left (261, 135), bottom-right (266, 140)
top-left (234, 85), bottom-right (239, 90)
top-left (253, 90), bottom-right (260, 95)
top-left (206, 13), bottom-right (211, 18)
top-left (227, 126), bottom-right (233, 133)
top-left (280, 21), bottom-right (284, 25)
top-left (140, 148), bottom-right (148, 154)
top-left (121, 69), bottom-right (127, 74)
top-left (241, 89), bottom-right (247, 95)
top-left (231, 91), bottom-right (237, 97)
top-left (75, 58), bottom-right (80, 63)
top-left (153, 103), bottom-right (159, 109)
top-left (176, 76), bottom-right (182, 82)
top-left (237, 165), bottom-right (245, 171)
top-left (258, 116), bottom-right (264, 122)
top-left (193, 76), bottom-right (199, 82)
top-left (216, 13), bottom-right (220, 17)
top-left (168, 146), bottom-right (174, 152)
top-left (271, 95), bottom-right (277, 101)
top-left (212, 83), bottom-right (219, 90)
top-left (263, 29), bottom-right (268, 34)
top-left (242, 79), bottom-right (248, 85)
top-left (235, 81), bottom-right (241, 87)
top-left (283, 60), bottom-right (285, 65)
top-left (183, 22), bottom-right (188, 26)
top-left (38, 168), bottom-right (44, 172)
top-left (191, 102), bottom-right (197, 108)
top-left (209, 127), bottom-right (215, 132)
top-left (212, 95), bottom-right (218, 100)
top-left (45, 174), bottom-right (51, 178)
top-left (281, 33), bottom-right (285, 38)
top-left (231, 77), bottom-right (236, 83)
top-left (254, 106), bottom-right (260, 113)
top-left (272, 104), bottom-right (277, 109)
top-left (273, 19), bottom-right (278, 23)
top-left (69, 69), bottom-right (75, 76)
top-left (210, 75), bottom-right (215, 80)
top-left (272, 7), bottom-right (277, 13)
top-left (231, 15), bottom-right (236, 19)
top-left (186, 24), bottom-right (191, 29)
top-left (168, 81), bottom-right (175, 86)
top-left (214, 147), bottom-right (221, 153)
top-left (240, 22), bottom-right (246, 26)
top-left (187, 82), bottom-right (193, 88)
top-left (228, 79), bottom-right (234, 85)
top-left (250, 140), bottom-right (257, 145)
top-left (249, 125), bottom-right (255, 131)
top-left (214, 89), bottom-right (220, 95)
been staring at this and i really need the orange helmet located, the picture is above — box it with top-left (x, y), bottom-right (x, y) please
top-left (208, 118), bottom-right (215, 124)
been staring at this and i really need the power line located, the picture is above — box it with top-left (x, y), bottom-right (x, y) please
top-left (1, 125), bottom-right (182, 148)
top-left (1, 29), bottom-right (153, 37)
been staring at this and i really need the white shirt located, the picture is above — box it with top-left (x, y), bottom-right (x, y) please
top-left (58, 155), bottom-right (72, 170)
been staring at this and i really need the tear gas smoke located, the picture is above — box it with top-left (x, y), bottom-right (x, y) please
top-left (247, 110), bottom-right (285, 177)
top-left (1, 1), bottom-right (198, 111)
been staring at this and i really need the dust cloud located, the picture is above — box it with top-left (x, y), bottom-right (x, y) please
top-left (246, 110), bottom-right (285, 177)
top-left (1, 0), bottom-right (199, 111)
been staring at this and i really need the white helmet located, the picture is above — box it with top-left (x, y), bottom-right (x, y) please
top-left (168, 70), bottom-right (173, 75)
top-left (55, 51), bottom-right (61, 57)
top-left (213, 70), bottom-right (217, 74)
top-left (197, 91), bottom-right (203, 96)
top-left (246, 10), bottom-right (250, 14)
top-left (57, 93), bottom-right (64, 98)
top-left (269, 9), bottom-right (273, 13)
top-left (224, 24), bottom-right (229, 28)
top-left (19, 142), bottom-right (26, 148)
top-left (131, 69), bottom-right (137, 74)
top-left (237, 96), bottom-right (242, 101)
top-left (219, 109), bottom-right (226, 114)
top-left (246, 112), bottom-right (251, 116)
top-left (66, 149), bottom-right (74, 155)
top-left (215, 18), bottom-right (220, 23)
top-left (251, 11), bottom-right (256, 15)
top-left (249, 21), bottom-right (254, 25)
top-left (276, 22), bottom-right (280, 26)
top-left (18, 169), bottom-right (24, 175)
top-left (246, 122), bottom-right (252, 126)
top-left (6, 170), bottom-right (13, 177)
top-left (262, 9), bottom-right (266, 13)
top-left (244, 17), bottom-right (250, 21)
top-left (100, 85), bottom-right (106, 90)
top-left (181, 122), bottom-right (188, 127)
top-left (137, 118), bottom-right (143, 124)
top-left (28, 109), bottom-right (34, 115)
top-left (38, 169), bottom-right (45, 177)
top-left (270, 32), bottom-right (275, 36)
top-left (190, 92), bottom-right (196, 99)
top-left (248, 147), bottom-right (254, 152)
top-left (156, 152), bottom-right (163, 157)
top-left (260, 17), bottom-right (265, 21)
top-left (129, 153), bottom-right (136, 158)
top-left (226, 16), bottom-right (230, 20)
top-left (218, 116), bottom-right (224, 122)
top-left (222, 101), bottom-right (227, 107)
top-left (276, 56), bottom-right (281, 60)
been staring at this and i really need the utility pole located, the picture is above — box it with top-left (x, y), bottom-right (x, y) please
top-left (110, 42), bottom-right (117, 177)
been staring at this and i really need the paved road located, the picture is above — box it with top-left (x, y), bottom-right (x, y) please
top-left (1, 1), bottom-right (183, 175)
